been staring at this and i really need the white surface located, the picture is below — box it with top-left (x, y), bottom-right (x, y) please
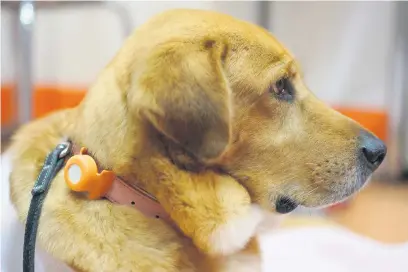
top-left (259, 227), bottom-right (408, 272)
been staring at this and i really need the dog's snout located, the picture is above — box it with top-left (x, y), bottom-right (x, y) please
top-left (359, 130), bottom-right (387, 169)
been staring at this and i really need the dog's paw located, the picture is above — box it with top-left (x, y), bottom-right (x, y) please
top-left (206, 204), bottom-right (264, 255)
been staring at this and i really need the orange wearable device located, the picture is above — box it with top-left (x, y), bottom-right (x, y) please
top-left (64, 147), bottom-right (115, 199)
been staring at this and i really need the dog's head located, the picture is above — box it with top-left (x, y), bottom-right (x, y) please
top-left (117, 9), bottom-right (386, 213)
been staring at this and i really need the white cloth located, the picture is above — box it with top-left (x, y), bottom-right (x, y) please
top-left (259, 227), bottom-right (408, 272)
top-left (3, 152), bottom-right (408, 272)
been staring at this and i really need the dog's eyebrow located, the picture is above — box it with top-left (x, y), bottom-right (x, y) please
top-left (270, 55), bottom-right (297, 76)
top-left (287, 59), bottom-right (300, 76)
top-left (270, 53), bottom-right (287, 64)
top-left (271, 52), bottom-right (293, 65)
top-left (289, 59), bottom-right (303, 77)
top-left (278, 56), bottom-right (302, 78)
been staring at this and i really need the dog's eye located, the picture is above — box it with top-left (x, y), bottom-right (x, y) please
top-left (270, 77), bottom-right (295, 102)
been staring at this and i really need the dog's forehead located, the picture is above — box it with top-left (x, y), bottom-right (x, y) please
top-left (146, 9), bottom-right (293, 55)
top-left (133, 9), bottom-right (302, 86)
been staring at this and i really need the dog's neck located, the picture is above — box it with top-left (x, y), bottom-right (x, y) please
top-left (71, 99), bottom-right (182, 199)
top-left (71, 68), bottom-right (211, 201)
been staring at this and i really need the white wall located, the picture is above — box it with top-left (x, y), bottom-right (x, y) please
top-left (1, 8), bottom-right (18, 84)
top-left (1, 1), bottom-right (257, 87)
top-left (1, 1), bottom-right (397, 110)
top-left (270, 1), bottom-right (396, 109)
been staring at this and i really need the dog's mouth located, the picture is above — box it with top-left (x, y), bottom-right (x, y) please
top-left (275, 195), bottom-right (299, 214)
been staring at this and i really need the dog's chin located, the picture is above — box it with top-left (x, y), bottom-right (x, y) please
top-left (317, 173), bottom-right (372, 208)
top-left (271, 173), bottom-right (373, 213)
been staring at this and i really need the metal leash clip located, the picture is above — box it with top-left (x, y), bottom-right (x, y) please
top-left (58, 141), bottom-right (71, 159)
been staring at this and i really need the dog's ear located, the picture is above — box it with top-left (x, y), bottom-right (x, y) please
top-left (132, 38), bottom-right (231, 161)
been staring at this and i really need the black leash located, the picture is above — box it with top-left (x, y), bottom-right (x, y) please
top-left (23, 142), bottom-right (71, 272)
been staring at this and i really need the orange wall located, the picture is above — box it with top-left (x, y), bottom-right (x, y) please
top-left (1, 85), bottom-right (86, 126)
top-left (1, 84), bottom-right (16, 126)
top-left (335, 107), bottom-right (387, 141)
top-left (1, 85), bottom-right (388, 141)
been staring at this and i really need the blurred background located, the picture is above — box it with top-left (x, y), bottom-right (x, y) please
top-left (1, 0), bottom-right (407, 249)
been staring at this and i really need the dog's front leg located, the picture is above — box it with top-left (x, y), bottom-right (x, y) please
top-left (150, 162), bottom-right (264, 257)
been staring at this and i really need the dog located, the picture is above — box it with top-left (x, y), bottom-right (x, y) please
top-left (7, 9), bottom-right (386, 271)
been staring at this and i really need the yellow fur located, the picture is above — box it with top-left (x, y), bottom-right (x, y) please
top-left (9, 9), bottom-right (379, 271)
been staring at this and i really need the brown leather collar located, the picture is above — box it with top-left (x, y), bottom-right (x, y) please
top-left (67, 143), bottom-right (174, 226)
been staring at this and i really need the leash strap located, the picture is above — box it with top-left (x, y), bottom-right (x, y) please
top-left (23, 142), bottom-right (71, 272)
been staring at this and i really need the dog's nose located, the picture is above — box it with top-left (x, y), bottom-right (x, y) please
top-left (359, 130), bottom-right (387, 169)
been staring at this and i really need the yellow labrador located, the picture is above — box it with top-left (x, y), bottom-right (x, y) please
top-left (8, 9), bottom-right (386, 271)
